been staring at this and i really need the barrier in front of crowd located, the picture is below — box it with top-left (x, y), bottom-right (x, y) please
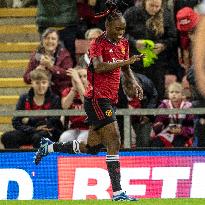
top-left (1, 150), bottom-right (205, 200)
top-left (1, 108), bottom-right (205, 148)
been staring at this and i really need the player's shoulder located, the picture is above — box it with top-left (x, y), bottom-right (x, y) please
top-left (120, 37), bottom-right (129, 45)
top-left (119, 37), bottom-right (129, 50)
top-left (92, 32), bottom-right (107, 45)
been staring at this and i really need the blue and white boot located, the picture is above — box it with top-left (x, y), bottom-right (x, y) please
top-left (34, 137), bottom-right (53, 165)
top-left (112, 192), bottom-right (139, 201)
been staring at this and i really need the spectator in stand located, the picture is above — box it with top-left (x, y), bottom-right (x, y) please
top-left (174, 0), bottom-right (202, 17)
top-left (176, 7), bottom-right (200, 72)
top-left (124, 0), bottom-right (180, 101)
top-left (23, 28), bottom-right (73, 96)
top-left (117, 72), bottom-right (158, 148)
top-left (150, 82), bottom-right (194, 147)
top-left (85, 27), bottom-right (104, 40)
top-left (59, 66), bottom-right (89, 143)
top-left (36, 0), bottom-right (78, 65)
top-left (78, 27), bottom-right (103, 67)
top-left (1, 69), bottom-right (63, 149)
top-left (77, 0), bottom-right (100, 39)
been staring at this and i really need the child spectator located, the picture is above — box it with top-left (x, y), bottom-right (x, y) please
top-left (1, 69), bottom-right (63, 149)
top-left (150, 82), bottom-right (194, 147)
top-left (59, 66), bottom-right (89, 143)
top-left (23, 28), bottom-right (73, 96)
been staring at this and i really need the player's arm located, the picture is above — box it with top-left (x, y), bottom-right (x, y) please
top-left (92, 55), bottom-right (141, 73)
top-left (193, 16), bottom-right (205, 96)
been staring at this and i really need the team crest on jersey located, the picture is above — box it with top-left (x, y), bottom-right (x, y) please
top-left (105, 109), bottom-right (112, 117)
top-left (121, 47), bottom-right (125, 55)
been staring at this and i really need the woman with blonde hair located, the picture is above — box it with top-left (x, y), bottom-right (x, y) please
top-left (124, 0), bottom-right (180, 101)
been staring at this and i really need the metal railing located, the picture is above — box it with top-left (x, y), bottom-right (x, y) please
top-left (1, 107), bottom-right (205, 148)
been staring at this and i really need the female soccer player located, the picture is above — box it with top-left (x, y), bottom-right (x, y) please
top-left (34, 0), bottom-right (143, 201)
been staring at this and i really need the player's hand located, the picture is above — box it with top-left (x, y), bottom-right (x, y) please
top-left (126, 54), bottom-right (145, 65)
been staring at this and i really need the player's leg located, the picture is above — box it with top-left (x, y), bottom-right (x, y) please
top-left (34, 126), bottom-right (103, 165)
top-left (82, 97), bottom-right (138, 201)
top-left (98, 121), bottom-right (138, 201)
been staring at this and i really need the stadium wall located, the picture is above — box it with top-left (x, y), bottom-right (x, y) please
top-left (0, 150), bottom-right (205, 200)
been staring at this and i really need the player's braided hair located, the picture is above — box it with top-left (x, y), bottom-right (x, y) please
top-left (93, 0), bottom-right (128, 22)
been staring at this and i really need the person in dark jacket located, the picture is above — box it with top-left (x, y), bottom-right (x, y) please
top-left (117, 72), bottom-right (158, 147)
top-left (36, 0), bottom-right (78, 65)
top-left (23, 28), bottom-right (73, 96)
top-left (1, 69), bottom-right (63, 149)
top-left (124, 0), bottom-right (180, 100)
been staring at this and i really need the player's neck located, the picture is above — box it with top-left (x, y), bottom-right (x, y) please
top-left (105, 33), bottom-right (119, 44)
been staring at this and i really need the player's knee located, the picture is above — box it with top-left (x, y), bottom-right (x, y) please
top-left (108, 138), bottom-right (120, 150)
top-left (86, 144), bottom-right (104, 155)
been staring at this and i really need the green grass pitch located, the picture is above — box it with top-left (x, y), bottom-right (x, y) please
top-left (0, 199), bottom-right (205, 205)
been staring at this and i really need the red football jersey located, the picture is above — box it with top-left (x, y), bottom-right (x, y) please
top-left (85, 34), bottom-right (129, 104)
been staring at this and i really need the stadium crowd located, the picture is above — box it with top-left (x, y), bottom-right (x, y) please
top-left (1, 0), bottom-right (205, 149)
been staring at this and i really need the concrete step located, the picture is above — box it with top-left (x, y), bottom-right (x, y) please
top-left (0, 53), bottom-right (30, 60)
top-left (0, 24), bottom-right (39, 43)
top-left (0, 33), bottom-right (39, 42)
top-left (0, 116), bottom-right (12, 124)
top-left (0, 78), bottom-right (28, 88)
top-left (0, 124), bottom-right (13, 132)
top-left (0, 96), bottom-right (19, 105)
top-left (0, 60), bottom-right (27, 77)
top-left (0, 42), bottom-right (38, 52)
top-left (0, 24), bottom-right (37, 34)
top-left (0, 68), bottom-right (25, 78)
top-left (0, 59), bottom-right (28, 69)
top-left (0, 87), bottom-right (28, 95)
top-left (0, 40), bottom-right (90, 54)
top-left (0, 59), bottom-right (29, 78)
top-left (0, 8), bottom-right (36, 17)
top-left (0, 17), bottom-right (35, 25)
top-left (0, 124), bottom-right (13, 130)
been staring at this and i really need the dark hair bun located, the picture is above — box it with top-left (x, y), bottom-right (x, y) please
top-left (105, 0), bottom-right (128, 12)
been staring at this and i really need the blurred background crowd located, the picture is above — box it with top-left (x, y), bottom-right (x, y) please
top-left (0, 0), bottom-right (205, 150)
